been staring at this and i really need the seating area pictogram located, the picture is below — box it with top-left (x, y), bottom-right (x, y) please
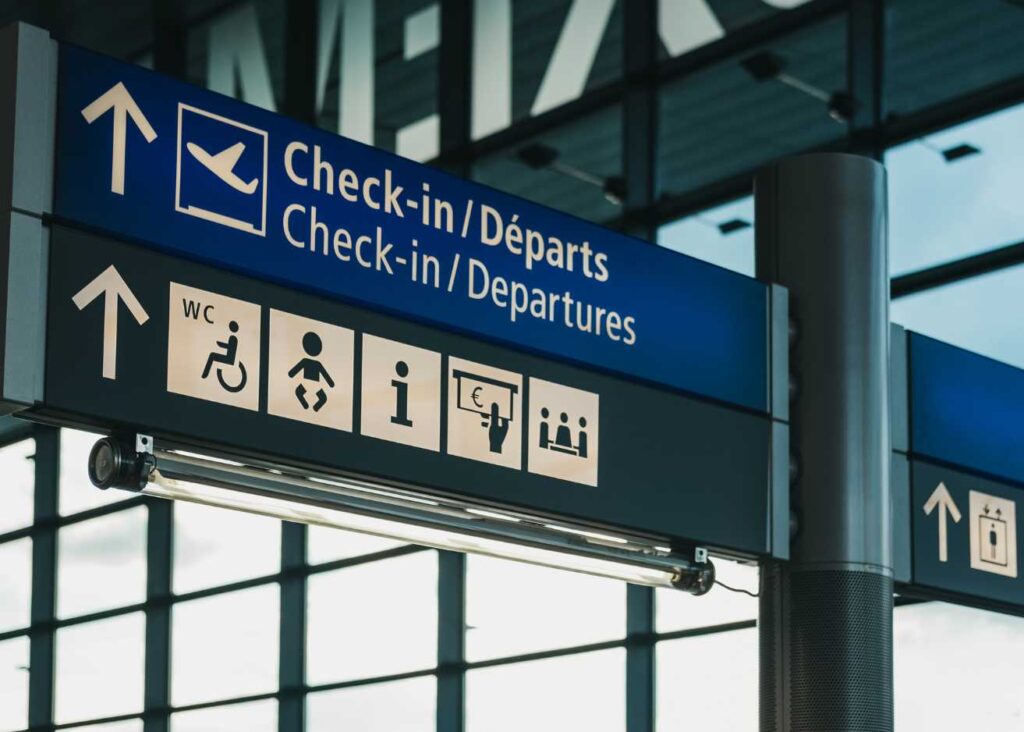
top-left (538, 408), bottom-right (588, 459)
top-left (528, 378), bottom-right (599, 487)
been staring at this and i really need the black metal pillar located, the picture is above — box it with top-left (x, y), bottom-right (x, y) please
top-left (28, 426), bottom-right (59, 732)
top-left (146, 12), bottom-right (189, 731)
top-left (284, 0), bottom-right (317, 126)
top-left (620, 7), bottom-right (659, 727)
top-left (143, 499), bottom-right (173, 732)
top-left (278, 6), bottom-right (317, 730)
top-left (278, 523), bottom-right (307, 732)
top-left (439, 0), bottom-right (473, 177)
top-left (847, 0), bottom-right (885, 160)
top-left (620, 7), bottom-right (659, 723)
top-left (621, 0), bottom-right (658, 241)
top-left (153, 0), bottom-right (186, 81)
top-left (437, 551), bottom-right (466, 732)
top-left (625, 584), bottom-right (655, 732)
top-left (435, 5), bottom-right (473, 729)
top-left (756, 153), bottom-right (891, 731)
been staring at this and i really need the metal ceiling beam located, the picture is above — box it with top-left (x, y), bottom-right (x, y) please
top-left (882, 72), bottom-right (1024, 150)
top-left (891, 238), bottom-right (1024, 299)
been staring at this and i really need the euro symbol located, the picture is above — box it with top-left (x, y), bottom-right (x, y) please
top-left (471, 386), bottom-right (483, 408)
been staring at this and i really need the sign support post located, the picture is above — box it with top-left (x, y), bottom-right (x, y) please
top-left (756, 153), bottom-right (892, 731)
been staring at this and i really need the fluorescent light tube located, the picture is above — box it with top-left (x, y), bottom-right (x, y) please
top-left (89, 435), bottom-right (714, 592)
top-left (145, 469), bottom-right (688, 588)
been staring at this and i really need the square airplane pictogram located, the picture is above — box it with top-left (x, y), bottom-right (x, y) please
top-left (175, 103), bottom-right (268, 236)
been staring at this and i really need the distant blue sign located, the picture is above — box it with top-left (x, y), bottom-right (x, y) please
top-left (55, 45), bottom-right (769, 411)
top-left (904, 334), bottom-right (1024, 611)
top-left (910, 334), bottom-right (1024, 485)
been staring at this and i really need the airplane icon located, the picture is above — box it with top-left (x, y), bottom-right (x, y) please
top-left (186, 141), bottom-right (259, 194)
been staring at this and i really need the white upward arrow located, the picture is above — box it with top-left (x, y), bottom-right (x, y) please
top-left (73, 266), bottom-right (149, 380)
top-left (923, 482), bottom-right (962, 563)
top-left (81, 82), bottom-right (157, 195)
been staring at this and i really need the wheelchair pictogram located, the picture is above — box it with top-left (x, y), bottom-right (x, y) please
top-left (167, 283), bottom-right (261, 411)
top-left (201, 320), bottom-right (248, 393)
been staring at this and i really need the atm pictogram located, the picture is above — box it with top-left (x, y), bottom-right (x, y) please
top-left (447, 359), bottom-right (523, 470)
top-left (527, 378), bottom-right (599, 487)
top-left (453, 369), bottom-right (519, 456)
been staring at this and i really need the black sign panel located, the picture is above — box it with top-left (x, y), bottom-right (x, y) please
top-left (42, 226), bottom-right (775, 555)
top-left (910, 459), bottom-right (1024, 612)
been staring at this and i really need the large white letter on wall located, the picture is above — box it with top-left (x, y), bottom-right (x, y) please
top-left (530, 0), bottom-right (616, 117)
top-left (471, 0), bottom-right (512, 140)
top-left (397, 4), bottom-right (440, 161)
top-left (658, 0), bottom-right (724, 58)
top-left (207, 4), bottom-right (278, 111)
top-left (317, 0), bottom-right (374, 144)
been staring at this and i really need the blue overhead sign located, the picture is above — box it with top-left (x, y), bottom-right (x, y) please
top-left (54, 44), bottom-right (769, 412)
